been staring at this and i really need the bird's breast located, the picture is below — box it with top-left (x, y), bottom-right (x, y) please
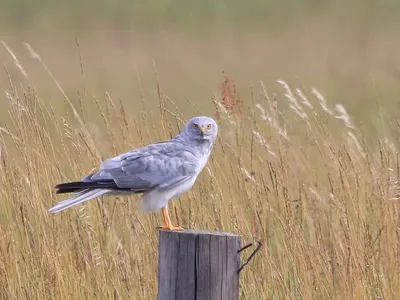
top-left (173, 175), bottom-right (198, 198)
top-left (194, 151), bottom-right (211, 174)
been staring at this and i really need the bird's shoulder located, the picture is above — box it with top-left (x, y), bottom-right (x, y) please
top-left (101, 140), bottom-right (198, 170)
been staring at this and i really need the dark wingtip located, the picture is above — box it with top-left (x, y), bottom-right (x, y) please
top-left (54, 181), bottom-right (86, 194)
top-left (55, 181), bottom-right (81, 189)
top-left (54, 180), bottom-right (128, 194)
top-left (55, 188), bottom-right (75, 194)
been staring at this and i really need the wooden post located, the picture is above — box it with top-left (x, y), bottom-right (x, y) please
top-left (157, 230), bottom-right (241, 300)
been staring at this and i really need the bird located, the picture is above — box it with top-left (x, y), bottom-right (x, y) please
top-left (48, 116), bottom-right (218, 231)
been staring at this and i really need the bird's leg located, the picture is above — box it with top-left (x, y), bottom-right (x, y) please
top-left (160, 207), bottom-right (169, 227)
top-left (159, 206), bottom-right (184, 231)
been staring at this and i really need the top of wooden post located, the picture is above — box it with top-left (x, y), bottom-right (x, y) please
top-left (158, 229), bottom-right (241, 300)
top-left (159, 229), bottom-right (240, 236)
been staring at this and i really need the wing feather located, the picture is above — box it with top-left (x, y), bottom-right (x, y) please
top-left (86, 142), bottom-right (198, 191)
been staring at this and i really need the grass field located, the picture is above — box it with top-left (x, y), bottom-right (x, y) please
top-left (1, 1), bottom-right (400, 299)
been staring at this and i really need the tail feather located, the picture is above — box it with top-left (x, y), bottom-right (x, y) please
top-left (55, 180), bottom-right (126, 194)
top-left (49, 188), bottom-right (111, 213)
top-left (51, 180), bottom-right (145, 213)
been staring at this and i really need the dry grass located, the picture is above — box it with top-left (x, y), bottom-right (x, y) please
top-left (1, 41), bottom-right (400, 300)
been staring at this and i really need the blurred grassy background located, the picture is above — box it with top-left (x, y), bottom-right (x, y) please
top-left (1, 0), bottom-right (400, 134)
top-left (2, 1), bottom-right (400, 299)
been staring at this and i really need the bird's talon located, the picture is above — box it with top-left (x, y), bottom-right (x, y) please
top-left (159, 225), bottom-right (185, 231)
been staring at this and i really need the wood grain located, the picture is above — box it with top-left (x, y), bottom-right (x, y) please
top-left (157, 230), bottom-right (241, 300)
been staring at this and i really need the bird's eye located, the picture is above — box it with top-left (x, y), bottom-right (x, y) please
top-left (207, 124), bottom-right (212, 129)
top-left (193, 124), bottom-right (199, 129)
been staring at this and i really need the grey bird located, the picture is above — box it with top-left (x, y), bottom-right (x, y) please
top-left (49, 116), bottom-right (218, 230)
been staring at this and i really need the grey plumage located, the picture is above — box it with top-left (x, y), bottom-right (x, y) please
top-left (49, 116), bottom-right (218, 215)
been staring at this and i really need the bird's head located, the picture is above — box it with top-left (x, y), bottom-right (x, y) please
top-left (184, 116), bottom-right (218, 142)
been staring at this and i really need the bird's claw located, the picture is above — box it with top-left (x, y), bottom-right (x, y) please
top-left (158, 225), bottom-right (185, 231)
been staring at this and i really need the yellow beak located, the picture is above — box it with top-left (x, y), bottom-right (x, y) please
top-left (200, 126), bottom-right (206, 133)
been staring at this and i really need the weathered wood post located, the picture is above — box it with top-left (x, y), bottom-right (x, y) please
top-left (157, 230), bottom-right (241, 300)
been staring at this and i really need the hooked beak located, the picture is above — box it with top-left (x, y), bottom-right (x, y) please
top-left (200, 126), bottom-right (206, 134)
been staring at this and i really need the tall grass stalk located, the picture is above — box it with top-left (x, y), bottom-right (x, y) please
top-left (0, 45), bottom-right (400, 300)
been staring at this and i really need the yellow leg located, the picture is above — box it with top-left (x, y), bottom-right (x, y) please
top-left (159, 206), bottom-right (184, 231)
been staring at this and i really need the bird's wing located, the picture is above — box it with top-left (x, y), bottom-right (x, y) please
top-left (86, 142), bottom-right (199, 191)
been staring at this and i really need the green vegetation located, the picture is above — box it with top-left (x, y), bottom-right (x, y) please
top-left (1, 1), bottom-right (400, 299)
top-left (1, 0), bottom-right (400, 33)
